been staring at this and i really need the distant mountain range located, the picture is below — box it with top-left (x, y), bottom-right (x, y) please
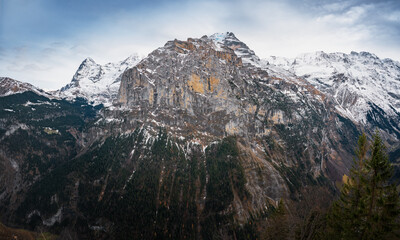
top-left (266, 51), bottom-right (400, 140)
top-left (0, 32), bottom-right (399, 239)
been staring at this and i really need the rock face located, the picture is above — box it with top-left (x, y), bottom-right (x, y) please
top-left (265, 51), bottom-right (400, 141)
top-left (57, 55), bottom-right (141, 106)
top-left (117, 33), bottom-right (357, 179)
top-left (111, 33), bottom-right (361, 231)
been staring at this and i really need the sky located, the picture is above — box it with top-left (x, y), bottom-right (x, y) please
top-left (0, 0), bottom-right (399, 90)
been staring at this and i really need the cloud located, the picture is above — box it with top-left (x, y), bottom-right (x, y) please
top-left (0, 41), bottom-right (90, 90)
top-left (8, 63), bottom-right (49, 72)
top-left (384, 10), bottom-right (400, 22)
top-left (317, 5), bottom-right (371, 24)
top-left (322, 1), bottom-right (354, 12)
top-left (0, 47), bottom-right (5, 60)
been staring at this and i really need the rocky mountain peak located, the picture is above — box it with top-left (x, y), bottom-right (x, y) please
top-left (73, 58), bottom-right (101, 84)
top-left (111, 33), bottom-right (364, 195)
top-left (118, 34), bottom-right (246, 129)
top-left (208, 32), bottom-right (260, 66)
top-left (81, 57), bottom-right (97, 65)
top-left (57, 54), bottom-right (141, 106)
top-left (116, 33), bottom-right (343, 153)
top-left (121, 54), bottom-right (142, 66)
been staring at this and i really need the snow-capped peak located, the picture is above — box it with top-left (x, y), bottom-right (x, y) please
top-left (82, 57), bottom-right (96, 65)
top-left (208, 32), bottom-right (260, 66)
top-left (122, 54), bottom-right (142, 66)
top-left (209, 32), bottom-right (229, 44)
top-left (57, 54), bottom-right (142, 107)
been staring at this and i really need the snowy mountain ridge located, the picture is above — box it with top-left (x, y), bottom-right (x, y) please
top-left (56, 54), bottom-right (142, 106)
top-left (265, 51), bottom-right (400, 128)
top-left (203, 32), bottom-right (400, 138)
top-left (0, 77), bottom-right (54, 99)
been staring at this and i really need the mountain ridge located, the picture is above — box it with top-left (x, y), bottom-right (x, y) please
top-left (265, 50), bottom-right (400, 140)
top-left (0, 77), bottom-right (54, 99)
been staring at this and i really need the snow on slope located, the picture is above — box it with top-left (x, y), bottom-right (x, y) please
top-left (265, 51), bottom-right (400, 124)
top-left (206, 33), bottom-right (400, 137)
top-left (0, 77), bottom-right (54, 98)
top-left (208, 32), bottom-right (260, 66)
top-left (57, 54), bottom-right (141, 107)
top-left (207, 32), bottom-right (309, 84)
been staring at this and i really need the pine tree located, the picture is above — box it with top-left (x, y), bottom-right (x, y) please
top-left (360, 132), bottom-right (400, 239)
top-left (327, 131), bottom-right (400, 240)
top-left (326, 132), bottom-right (369, 239)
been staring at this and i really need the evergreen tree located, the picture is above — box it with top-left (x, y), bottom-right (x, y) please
top-left (360, 132), bottom-right (400, 239)
top-left (327, 131), bottom-right (400, 240)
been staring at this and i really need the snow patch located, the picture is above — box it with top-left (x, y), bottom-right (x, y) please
top-left (43, 207), bottom-right (63, 226)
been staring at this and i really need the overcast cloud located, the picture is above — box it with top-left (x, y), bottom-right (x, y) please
top-left (0, 0), bottom-right (399, 90)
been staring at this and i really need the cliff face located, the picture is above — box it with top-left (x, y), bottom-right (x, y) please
top-left (117, 33), bottom-right (358, 181)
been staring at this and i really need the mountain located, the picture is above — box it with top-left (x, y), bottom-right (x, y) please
top-left (265, 51), bottom-right (400, 142)
top-left (0, 77), bottom-right (53, 98)
top-left (57, 54), bottom-right (141, 106)
top-left (0, 33), bottom-right (398, 239)
top-left (108, 32), bottom-right (359, 237)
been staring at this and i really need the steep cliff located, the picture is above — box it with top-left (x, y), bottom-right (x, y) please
top-left (116, 32), bottom-right (358, 182)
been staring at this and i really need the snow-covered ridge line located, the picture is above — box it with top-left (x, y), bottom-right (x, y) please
top-left (56, 54), bottom-right (142, 107)
top-left (265, 51), bottom-right (400, 124)
top-left (208, 32), bottom-right (260, 66)
top-left (0, 77), bottom-right (55, 99)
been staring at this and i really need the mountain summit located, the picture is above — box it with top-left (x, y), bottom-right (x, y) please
top-left (57, 54), bottom-right (141, 106)
top-left (208, 32), bottom-right (260, 65)
top-left (116, 32), bottom-right (356, 181)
